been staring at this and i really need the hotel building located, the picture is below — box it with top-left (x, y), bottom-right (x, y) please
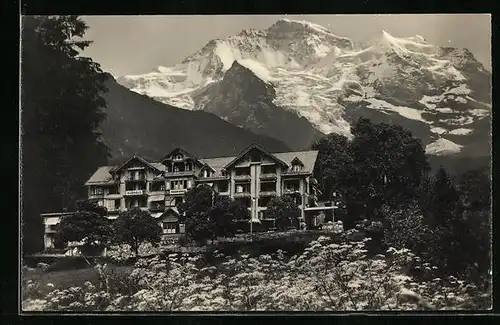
top-left (42, 144), bottom-right (323, 249)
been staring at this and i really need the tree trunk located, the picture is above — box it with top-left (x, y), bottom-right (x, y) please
top-left (134, 238), bottom-right (139, 257)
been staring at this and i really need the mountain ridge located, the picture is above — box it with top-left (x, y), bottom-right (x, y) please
top-left (116, 19), bottom-right (491, 158)
top-left (99, 74), bottom-right (291, 162)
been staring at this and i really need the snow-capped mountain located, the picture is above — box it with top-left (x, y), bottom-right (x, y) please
top-left (116, 18), bottom-right (491, 157)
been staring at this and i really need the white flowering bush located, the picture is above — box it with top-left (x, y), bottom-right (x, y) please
top-left (23, 234), bottom-right (491, 311)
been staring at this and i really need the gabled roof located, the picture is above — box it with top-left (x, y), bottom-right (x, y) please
top-left (85, 166), bottom-right (117, 186)
top-left (84, 148), bottom-right (319, 186)
top-left (198, 149), bottom-right (319, 176)
top-left (200, 164), bottom-right (216, 172)
top-left (160, 148), bottom-right (200, 163)
top-left (198, 156), bottom-right (234, 178)
top-left (273, 150), bottom-right (319, 174)
top-left (111, 155), bottom-right (162, 174)
top-left (223, 144), bottom-right (289, 169)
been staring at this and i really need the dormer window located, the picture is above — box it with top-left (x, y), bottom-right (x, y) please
top-left (202, 169), bottom-right (212, 178)
top-left (290, 157), bottom-right (304, 172)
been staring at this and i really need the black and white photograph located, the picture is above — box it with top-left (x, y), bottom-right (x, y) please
top-left (20, 14), bottom-right (492, 312)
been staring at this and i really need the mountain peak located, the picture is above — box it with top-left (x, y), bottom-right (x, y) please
top-left (268, 18), bottom-right (331, 35)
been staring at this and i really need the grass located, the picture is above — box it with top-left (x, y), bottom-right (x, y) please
top-left (22, 264), bottom-right (133, 296)
top-left (22, 230), bottom-right (347, 296)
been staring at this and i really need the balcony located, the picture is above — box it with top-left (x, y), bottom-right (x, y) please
top-left (125, 206), bottom-right (148, 212)
top-left (260, 173), bottom-right (277, 180)
top-left (168, 188), bottom-right (187, 195)
top-left (149, 205), bottom-right (166, 212)
top-left (106, 207), bottom-right (121, 213)
top-left (126, 176), bottom-right (146, 182)
top-left (259, 190), bottom-right (276, 197)
top-left (124, 189), bottom-right (146, 196)
top-left (233, 192), bottom-right (251, 198)
top-left (234, 174), bottom-right (252, 181)
top-left (165, 170), bottom-right (195, 177)
top-left (283, 188), bottom-right (301, 195)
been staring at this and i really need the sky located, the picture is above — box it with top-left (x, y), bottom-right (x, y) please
top-left (81, 14), bottom-right (491, 77)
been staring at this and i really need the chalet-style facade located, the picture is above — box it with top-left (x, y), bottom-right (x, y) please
top-left (42, 144), bottom-right (323, 249)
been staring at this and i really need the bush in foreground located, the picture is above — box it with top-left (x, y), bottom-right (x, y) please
top-left (22, 232), bottom-right (491, 311)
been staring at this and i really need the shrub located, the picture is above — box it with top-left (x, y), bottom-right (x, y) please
top-left (23, 233), bottom-right (491, 311)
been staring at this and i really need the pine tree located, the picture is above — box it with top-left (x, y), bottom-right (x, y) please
top-left (424, 167), bottom-right (461, 226)
top-left (21, 16), bottom-right (110, 254)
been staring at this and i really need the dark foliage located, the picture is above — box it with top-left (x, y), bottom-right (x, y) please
top-left (112, 208), bottom-right (162, 257)
top-left (21, 15), bottom-right (110, 254)
top-left (54, 211), bottom-right (112, 255)
top-left (312, 118), bottom-right (430, 224)
top-left (179, 185), bottom-right (249, 244)
top-left (266, 196), bottom-right (301, 231)
top-left (383, 166), bottom-right (491, 282)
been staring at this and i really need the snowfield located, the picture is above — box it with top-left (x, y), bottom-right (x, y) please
top-left (116, 18), bottom-right (490, 156)
top-left (426, 138), bottom-right (463, 156)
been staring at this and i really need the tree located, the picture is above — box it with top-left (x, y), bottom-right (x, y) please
top-left (456, 167), bottom-right (491, 211)
top-left (54, 200), bottom-right (112, 255)
top-left (312, 118), bottom-right (429, 225)
top-left (112, 208), bottom-right (162, 257)
top-left (454, 167), bottom-right (491, 281)
top-left (266, 196), bottom-right (300, 231)
top-left (348, 118), bottom-right (429, 219)
top-left (185, 212), bottom-right (214, 245)
top-left (423, 167), bottom-right (462, 226)
top-left (178, 184), bottom-right (214, 221)
top-left (210, 195), bottom-right (249, 238)
top-left (312, 133), bottom-right (352, 201)
top-left (180, 185), bottom-right (249, 244)
top-left (21, 16), bottom-right (110, 254)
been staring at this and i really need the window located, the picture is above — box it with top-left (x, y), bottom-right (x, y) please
top-left (235, 183), bottom-right (250, 193)
top-left (285, 180), bottom-right (300, 191)
top-left (218, 181), bottom-right (228, 192)
top-left (151, 182), bottom-right (165, 192)
top-left (235, 167), bottom-right (250, 176)
top-left (114, 199), bottom-right (121, 209)
top-left (162, 222), bottom-right (176, 234)
top-left (259, 197), bottom-right (271, 207)
top-left (261, 165), bottom-right (275, 174)
top-left (176, 154), bottom-right (183, 160)
top-left (260, 182), bottom-right (276, 192)
top-left (91, 186), bottom-right (104, 195)
top-left (171, 180), bottom-right (185, 190)
top-left (292, 164), bottom-right (301, 172)
top-left (174, 197), bottom-right (183, 206)
top-left (151, 201), bottom-right (165, 211)
top-left (203, 170), bottom-right (208, 177)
